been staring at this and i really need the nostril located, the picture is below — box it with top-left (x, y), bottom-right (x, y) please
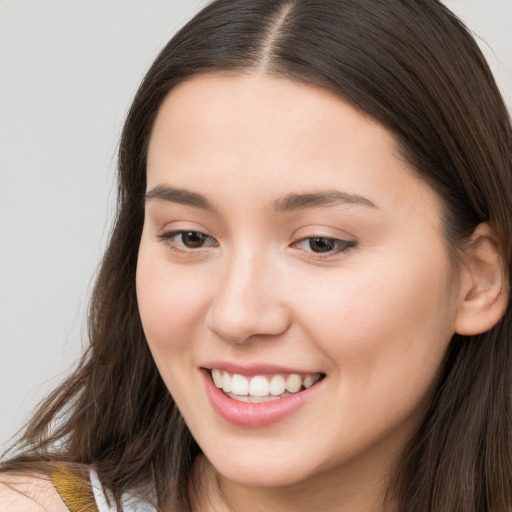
top-left (206, 311), bottom-right (292, 345)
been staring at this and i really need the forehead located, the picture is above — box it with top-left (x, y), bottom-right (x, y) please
top-left (146, 72), bottom-right (442, 226)
top-left (148, 72), bottom-right (393, 163)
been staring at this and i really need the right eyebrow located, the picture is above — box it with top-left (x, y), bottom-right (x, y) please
top-left (145, 185), bottom-right (216, 211)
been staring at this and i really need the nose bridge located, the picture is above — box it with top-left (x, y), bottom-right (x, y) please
top-left (207, 243), bottom-right (290, 343)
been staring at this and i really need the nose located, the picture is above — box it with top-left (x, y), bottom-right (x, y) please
top-left (206, 249), bottom-right (292, 344)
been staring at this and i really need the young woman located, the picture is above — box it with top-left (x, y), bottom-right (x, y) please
top-left (1, 1), bottom-right (511, 511)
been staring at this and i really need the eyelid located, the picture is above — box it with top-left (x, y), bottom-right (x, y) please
top-left (290, 226), bottom-right (357, 259)
top-left (293, 236), bottom-right (355, 253)
top-left (157, 229), bottom-right (218, 253)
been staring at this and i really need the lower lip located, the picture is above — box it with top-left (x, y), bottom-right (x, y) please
top-left (202, 370), bottom-right (323, 427)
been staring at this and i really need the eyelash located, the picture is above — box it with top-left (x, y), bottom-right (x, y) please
top-left (157, 231), bottom-right (218, 254)
top-left (158, 230), bottom-right (356, 258)
top-left (293, 237), bottom-right (356, 257)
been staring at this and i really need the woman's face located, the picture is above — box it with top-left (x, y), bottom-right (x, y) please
top-left (137, 73), bottom-right (461, 490)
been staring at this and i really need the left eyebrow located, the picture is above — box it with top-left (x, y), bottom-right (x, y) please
top-left (271, 190), bottom-right (377, 212)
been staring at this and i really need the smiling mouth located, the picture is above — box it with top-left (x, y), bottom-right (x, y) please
top-left (209, 369), bottom-right (325, 403)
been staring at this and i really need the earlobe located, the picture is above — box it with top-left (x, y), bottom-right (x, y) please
top-left (455, 223), bottom-right (509, 336)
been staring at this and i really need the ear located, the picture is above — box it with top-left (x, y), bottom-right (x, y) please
top-left (455, 223), bottom-right (509, 336)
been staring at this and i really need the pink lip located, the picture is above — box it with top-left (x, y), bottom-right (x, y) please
top-left (202, 369), bottom-right (324, 427)
top-left (202, 361), bottom-right (318, 376)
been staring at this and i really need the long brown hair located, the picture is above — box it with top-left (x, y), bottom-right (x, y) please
top-left (2, 1), bottom-right (512, 511)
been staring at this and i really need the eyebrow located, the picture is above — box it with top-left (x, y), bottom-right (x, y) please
top-left (271, 190), bottom-right (377, 212)
top-left (145, 185), bottom-right (377, 212)
top-left (145, 185), bottom-right (215, 210)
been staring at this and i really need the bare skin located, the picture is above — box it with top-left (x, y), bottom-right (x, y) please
top-left (0, 473), bottom-right (68, 512)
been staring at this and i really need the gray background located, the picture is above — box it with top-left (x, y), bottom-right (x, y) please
top-left (1, 0), bottom-right (511, 451)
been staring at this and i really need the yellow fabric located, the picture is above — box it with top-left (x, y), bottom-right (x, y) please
top-left (51, 466), bottom-right (99, 512)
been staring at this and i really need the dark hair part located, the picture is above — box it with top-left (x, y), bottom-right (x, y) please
top-left (2, 1), bottom-right (511, 511)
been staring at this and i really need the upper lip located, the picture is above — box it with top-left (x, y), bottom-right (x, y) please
top-left (201, 361), bottom-right (323, 376)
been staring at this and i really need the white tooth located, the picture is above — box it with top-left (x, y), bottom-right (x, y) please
top-left (212, 369), bottom-right (223, 388)
top-left (231, 374), bottom-right (249, 395)
top-left (285, 374), bottom-right (302, 393)
top-left (222, 372), bottom-right (232, 393)
top-left (303, 374), bottom-right (318, 389)
top-left (249, 375), bottom-right (270, 397)
top-left (269, 375), bottom-right (286, 396)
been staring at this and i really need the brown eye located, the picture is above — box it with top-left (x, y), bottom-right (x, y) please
top-left (158, 230), bottom-right (217, 252)
top-left (294, 236), bottom-right (356, 256)
top-left (181, 231), bottom-right (209, 248)
top-left (308, 237), bottom-right (339, 253)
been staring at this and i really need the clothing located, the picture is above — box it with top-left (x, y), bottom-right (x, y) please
top-left (51, 466), bottom-right (157, 512)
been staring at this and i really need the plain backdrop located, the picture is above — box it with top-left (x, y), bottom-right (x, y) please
top-left (1, 0), bottom-right (511, 451)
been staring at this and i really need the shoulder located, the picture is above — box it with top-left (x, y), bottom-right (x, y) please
top-left (0, 472), bottom-right (69, 512)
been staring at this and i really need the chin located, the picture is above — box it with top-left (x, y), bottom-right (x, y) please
top-left (195, 434), bottom-right (333, 490)
top-left (212, 457), bottom-right (313, 488)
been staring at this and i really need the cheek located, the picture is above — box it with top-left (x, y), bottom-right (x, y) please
top-left (293, 248), bottom-right (456, 396)
top-left (135, 250), bottom-right (214, 409)
top-left (136, 250), bottom-right (211, 354)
